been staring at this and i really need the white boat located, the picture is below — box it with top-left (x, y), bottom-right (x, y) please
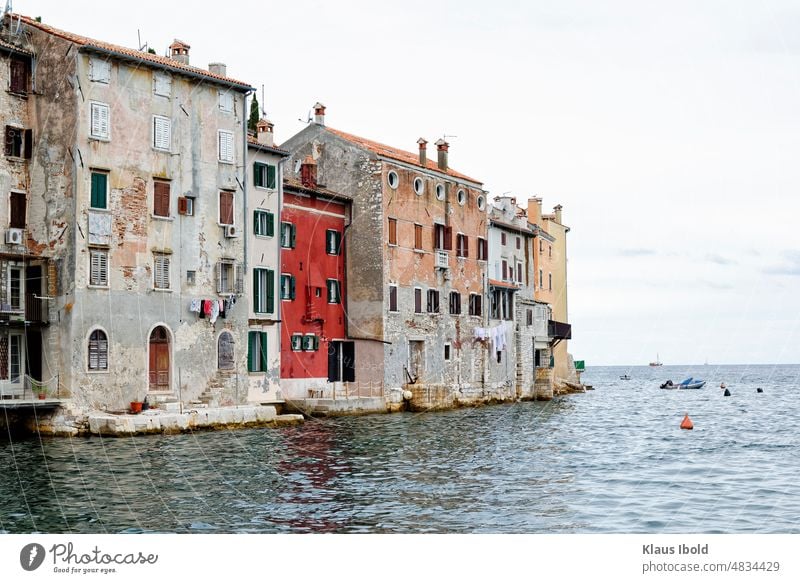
top-left (649, 353), bottom-right (663, 367)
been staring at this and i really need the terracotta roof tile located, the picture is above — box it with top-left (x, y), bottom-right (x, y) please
top-left (283, 176), bottom-right (351, 202)
top-left (12, 14), bottom-right (252, 89)
top-left (325, 127), bottom-right (482, 184)
top-left (0, 37), bottom-right (31, 55)
top-left (247, 136), bottom-right (289, 155)
top-left (488, 278), bottom-right (520, 290)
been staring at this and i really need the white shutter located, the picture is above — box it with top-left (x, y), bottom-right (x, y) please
top-left (218, 130), bottom-right (234, 163)
top-left (98, 336), bottom-right (108, 369)
top-left (153, 72), bottom-right (172, 97)
top-left (91, 102), bottom-right (110, 139)
top-left (90, 250), bottom-right (108, 286)
top-left (219, 90), bottom-right (233, 112)
top-left (155, 255), bottom-right (170, 289)
top-left (89, 57), bottom-right (110, 83)
top-left (153, 116), bottom-right (171, 150)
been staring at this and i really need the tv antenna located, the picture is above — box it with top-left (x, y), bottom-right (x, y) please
top-left (137, 29), bottom-right (148, 52)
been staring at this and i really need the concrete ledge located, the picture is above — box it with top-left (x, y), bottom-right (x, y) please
top-left (285, 397), bottom-right (392, 417)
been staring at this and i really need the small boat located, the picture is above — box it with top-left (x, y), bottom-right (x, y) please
top-left (649, 353), bottom-right (663, 367)
top-left (620, 375), bottom-right (631, 380)
top-left (659, 377), bottom-right (705, 390)
top-left (679, 380), bottom-right (706, 390)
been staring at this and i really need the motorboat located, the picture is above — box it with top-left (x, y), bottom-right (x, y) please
top-left (620, 375), bottom-right (631, 380)
top-left (659, 377), bottom-right (706, 390)
top-left (649, 353), bottom-right (663, 366)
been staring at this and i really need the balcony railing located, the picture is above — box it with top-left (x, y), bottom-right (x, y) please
top-left (548, 319), bottom-right (572, 340)
top-left (25, 294), bottom-right (48, 323)
top-left (435, 250), bottom-right (449, 269)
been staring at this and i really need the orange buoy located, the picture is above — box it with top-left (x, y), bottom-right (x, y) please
top-left (680, 413), bottom-right (694, 430)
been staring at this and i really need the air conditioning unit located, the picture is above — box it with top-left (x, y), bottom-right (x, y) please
top-left (224, 225), bottom-right (238, 238)
top-left (5, 228), bottom-right (23, 245)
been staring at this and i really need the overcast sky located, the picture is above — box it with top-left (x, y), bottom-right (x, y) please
top-left (19, 0), bottom-right (800, 365)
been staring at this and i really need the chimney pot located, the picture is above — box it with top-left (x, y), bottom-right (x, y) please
top-left (301, 155), bottom-right (318, 189)
top-left (256, 118), bottom-right (274, 147)
top-left (313, 102), bottom-right (326, 125)
top-left (169, 40), bottom-right (191, 65)
top-left (435, 138), bottom-right (449, 171)
top-left (208, 62), bottom-right (227, 77)
top-left (417, 138), bottom-right (428, 167)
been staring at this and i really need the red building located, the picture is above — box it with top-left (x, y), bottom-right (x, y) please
top-left (280, 157), bottom-right (352, 398)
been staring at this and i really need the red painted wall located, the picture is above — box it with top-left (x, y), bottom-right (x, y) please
top-left (280, 189), bottom-right (348, 380)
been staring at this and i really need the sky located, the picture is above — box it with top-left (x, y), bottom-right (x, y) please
top-left (16, 0), bottom-right (800, 365)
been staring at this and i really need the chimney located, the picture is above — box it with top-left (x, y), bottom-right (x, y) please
top-left (417, 138), bottom-right (428, 167)
top-left (313, 102), bottom-right (326, 125)
top-left (528, 197), bottom-right (543, 224)
top-left (169, 40), bottom-right (191, 65)
top-left (553, 204), bottom-right (563, 224)
top-left (300, 155), bottom-right (317, 189)
top-left (208, 62), bottom-right (227, 77)
top-left (435, 138), bottom-right (449, 171)
top-left (256, 118), bottom-right (274, 147)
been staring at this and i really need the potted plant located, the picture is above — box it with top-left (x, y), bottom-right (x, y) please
top-left (31, 380), bottom-right (48, 400)
top-left (130, 392), bottom-right (144, 414)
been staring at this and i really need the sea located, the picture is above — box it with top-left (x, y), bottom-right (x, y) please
top-left (1, 364), bottom-right (798, 533)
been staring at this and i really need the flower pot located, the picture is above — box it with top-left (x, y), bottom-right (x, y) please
top-left (130, 401), bottom-right (143, 414)
top-left (37, 393), bottom-right (47, 400)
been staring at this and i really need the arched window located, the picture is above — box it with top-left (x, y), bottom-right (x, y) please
top-left (88, 329), bottom-right (108, 370)
top-left (218, 331), bottom-right (235, 370)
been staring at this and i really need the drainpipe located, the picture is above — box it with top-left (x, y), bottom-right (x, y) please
top-left (275, 157), bottom-right (284, 370)
top-left (242, 91), bottom-right (250, 276)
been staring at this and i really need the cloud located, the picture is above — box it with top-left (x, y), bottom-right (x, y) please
top-left (763, 251), bottom-right (800, 276)
top-left (618, 248), bottom-right (656, 257)
top-left (705, 253), bottom-right (737, 266)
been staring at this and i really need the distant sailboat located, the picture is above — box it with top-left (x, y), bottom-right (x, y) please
top-left (649, 353), bottom-right (663, 367)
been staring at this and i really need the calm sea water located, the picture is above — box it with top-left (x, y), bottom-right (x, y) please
top-left (1, 364), bottom-right (798, 533)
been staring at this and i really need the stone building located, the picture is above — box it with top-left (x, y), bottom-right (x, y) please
top-left (245, 119), bottom-right (287, 403)
top-left (1, 13), bottom-right (254, 409)
top-left (280, 104), bottom-right (490, 410)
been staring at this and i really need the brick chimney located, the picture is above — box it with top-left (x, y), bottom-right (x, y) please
top-left (417, 138), bottom-right (428, 167)
top-left (313, 102), bottom-right (326, 126)
top-left (208, 62), bottom-right (227, 77)
top-left (528, 197), bottom-right (543, 225)
top-left (435, 138), bottom-right (448, 171)
top-left (553, 204), bottom-right (563, 224)
top-left (169, 40), bottom-right (191, 65)
top-left (300, 155), bottom-right (317, 189)
top-left (256, 118), bottom-right (274, 147)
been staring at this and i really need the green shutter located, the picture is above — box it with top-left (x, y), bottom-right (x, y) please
top-left (313, 335), bottom-right (319, 351)
top-left (253, 210), bottom-right (259, 235)
top-left (247, 331), bottom-right (257, 372)
top-left (253, 270), bottom-right (260, 312)
top-left (260, 332), bottom-right (268, 370)
top-left (91, 172), bottom-right (107, 209)
top-left (253, 162), bottom-right (263, 188)
top-left (290, 275), bottom-right (296, 299)
top-left (266, 212), bottom-right (274, 237)
top-left (266, 269), bottom-right (275, 312)
top-left (335, 232), bottom-right (341, 254)
top-left (290, 224), bottom-right (296, 248)
top-left (267, 165), bottom-right (276, 189)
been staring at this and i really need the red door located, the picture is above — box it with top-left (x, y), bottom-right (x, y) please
top-left (149, 327), bottom-right (170, 390)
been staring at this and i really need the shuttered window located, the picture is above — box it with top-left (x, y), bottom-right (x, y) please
top-left (280, 222), bottom-right (296, 248)
top-left (327, 279), bottom-right (341, 304)
top-left (281, 274), bottom-right (296, 300)
top-left (154, 180), bottom-right (170, 217)
top-left (216, 260), bottom-right (243, 294)
top-left (219, 90), bottom-right (234, 113)
top-left (10, 58), bottom-right (29, 93)
top-left (388, 218), bottom-right (397, 245)
top-left (153, 115), bottom-right (171, 150)
top-left (456, 234), bottom-right (469, 257)
top-left (477, 237), bottom-right (488, 260)
top-left (414, 224), bottom-right (423, 250)
top-left (427, 289), bottom-right (439, 313)
top-left (247, 331), bottom-right (269, 372)
top-left (414, 288), bottom-right (422, 313)
top-left (89, 249), bottom-right (109, 287)
top-left (218, 331), bottom-right (235, 370)
top-left (254, 210), bottom-right (274, 236)
top-left (90, 102), bottom-right (110, 140)
top-left (218, 130), bottom-right (234, 163)
top-left (302, 334), bottom-right (319, 351)
top-left (90, 172), bottom-right (108, 209)
top-left (469, 294), bottom-right (482, 317)
top-left (4, 126), bottom-right (21, 157)
top-left (326, 230), bottom-right (341, 255)
top-left (154, 253), bottom-right (170, 290)
top-left (88, 57), bottom-right (110, 83)
top-left (253, 162), bottom-right (277, 189)
top-left (9, 191), bottom-right (26, 229)
top-left (153, 72), bottom-right (172, 97)
top-left (253, 268), bottom-right (274, 314)
top-left (389, 285), bottom-right (398, 312)
top-left (449, 291), bottom-right (461, 315)
top-left (88, 329), bottom-right (108, 371)
top-left (219, 190), bottom-right (234, 225)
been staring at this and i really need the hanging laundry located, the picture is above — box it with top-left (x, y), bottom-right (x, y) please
top-left (219, 299), bottom-right (226, 319)
top-left (189, 299), bottom-right (201, 313)
top-left (203, 300), bottom-right (213, 318)
top-left (198, 299), bottom-right (206, 319)
top-left (209, 300), bottom-right (220, 324)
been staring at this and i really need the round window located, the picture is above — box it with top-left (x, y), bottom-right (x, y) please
top-left (387, 171), bottom-right (399, 189)
top-left (413, 177), bottom-right (424, 196)
top-left (436, 184), bottom-right (445, 200)
top-left (457, 189), bottom-right (466, 206)
top-left (477, 195), bottom-right (485, 210)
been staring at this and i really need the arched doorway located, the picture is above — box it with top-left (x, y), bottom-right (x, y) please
top-left (148, 326), bottom-right (170, 391)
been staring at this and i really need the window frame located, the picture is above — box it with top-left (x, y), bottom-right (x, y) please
top-left (88, 56), bottom-right (110, 84)
top-left (469, 293), bottom-right (482, 317)
top-left (217, 331), bottom-right (235, 371)
top-left (153, 253), bottom-right (171, 290)
top-left (253, 268), bottom-right (275, 314)
top-left (89, 248), bottom-right (109, 288)
top-left (449, 291), bottom-right (461, 315)
top-left (253, 161), bottom-right (277, 189)
top-left (247, 330), bottom-right (269, 372)
top-left (389, 285), bottom-right (398, 312)
top-left (327, 279), bottom-right (341, 304)
top-left (90, 171), bottom-right (109, 210)
top-left (388, 217), bottom-right (398, 246)
top-left (218, 190), bottom-right (235, 226)
top-left (280, 222), bottom-right (296, 249)
top-left (254, 209), bottom-right (275, 237)
top-left (290, 334), bottom-right (303, 352)
top-left (87, 328), bottom-right (109, 372)
top-left (152, 115), bottom-right (172, 151)
top-left (326, 229), bottom-right (342, 255)
top-left (9, 189), bottom-right (27, 229)
top-left (218, 129), bottom-right (235, 163)
top-left (153, 179), bottom-right (171, 218)
top-left (414, 287), bottom-right (423, 314)
top-left (426, 289), bottom-right (440, 313)
top-left (89, 101), bottom-right (110, 141)
top-left (281, 273), bottom-right (296, 300)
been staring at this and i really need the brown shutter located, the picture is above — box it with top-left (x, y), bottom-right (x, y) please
top-left (9, 192), bottom-right (26, 229)
top-left (388, 218), bottom-right (397, 245)
top-left (414, 224), bottom-right (423, 249)
top-left (10, 59), bottom-right (27, 93)
top-left (444, 226), bottom-right (452, 250)
top-left (154, 181), bottom-right (170, 216)
top-left (220, 191), bottom-right (234, 225)
top-left (178, 196), bottom-right (188, 215)
top-left (23, 129), bottom-right (32, 159)
top-left (463, 235), bottom-right (469, 258)
top-left (4, 126), bottom-right (12, 156)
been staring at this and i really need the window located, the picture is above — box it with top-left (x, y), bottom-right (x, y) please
top-left (216, 260), bottom-right (243, 294)
top-left (427, 289), bottom-right (440, 313)
top-left (254, 162), bottom-right (277, 189)
top-left (456, 234), bottom-right (469, 258)
top-left (327, 279), bottom-right (341, 304)
top-left (414, 288), bottom-right (422, 313)
top-left (88, 329), bottom-right (108, 371)
top-left (388, 218), bottom-right (398, 246)
top-left (477, 195), bottom-right (485, 210)
top-left (153, 115), bottom-right (171, 151)
top-left (281, 222), bottom-right (296, 248)
top-left (219, 190), bottom-right (234, 225)
top-left (457, 189), bottom-right (466, 206)
top-left (9, 335), bottom-right (20, 383)
top-left (254, 210), bottom-right (275, 237)
top-left (253, 269), bottom-right (274, 313)
top-left (4, 126), bottom-right (31, 158)
top-left (9, 191), bottom-right (26, 229)
top-left (153, 72), bottom-right (172, 97)
top-left (290, 334), bottom-right (303, 351)
top-left (302, 334), bottom-right (320, 351)
top-left (527, 309), bottom-right (533, 326)
top-left (490, 289), bottom-right (514, 320)
top-left (539, 270), bottom-right (543, 289)
top-left (88, 57), bottom-right (110, 83)
top-left (8, 267), bottom-right (22, 310)
top-left (516, 236), bottom-right (521, 250)
top-left (219, 90), bottom-right (234, 113)
top-left (387, 171), bottom-right (399, 189)
top-left (517, 262), bottom-right (523, 284)
top-left (449, 291), bottom-right (461, 315)
top-left (436, 184), bottom-right (445, 200)
top-left (477, 237), bottom-right (488, 260)
top-left (9, 57), bottom-right (30, 93)
top-left (247, 331), bottom-right (269, 372)
top-left (444, 344), bottom-right (451, 361)
top-left (502, 260), bottom-right (508, 281)
top-left (413, 177), bottom-right (424, 195)
top-left (414, 224), bottom-right (423, 250)
top-left (90, 102), bottom-right (110, 140)
top-left (186, 270), bottom-right (196, 286)
top-left (326, 230), bottom-right (341, 255)
top-left (153, 253), bottom-right (170, 290)
top-left (434, 224), bottom-right (452, 250)
top-left (218, 130), bottom-right (234, 163)
top-left (178, 196), bottom-right (194, 216)
top-left (549, 273), bottom-right (553, 291)
top-left (281, 274), bottom-right (296, 300)
top-left (153, 180), bottom-right (170, 217)
top-left (328, 340), bottom-right (355, 382)
top-left (549, 245), bottom-right (552, 258)
top-left (218, 331), bottom-right (235, 370)
top-left (539, 240), bottom-right (544, 253)
top-left (469, 293), bottom-right (482, 316)
top-left (389, 285), bottom-right (398, 312)
top-left (89, 249), bottom-right (109, 287)
top-left (501, 232), bottom-right (507, 246)
top-left (90, 171), bottom-right (108, 209)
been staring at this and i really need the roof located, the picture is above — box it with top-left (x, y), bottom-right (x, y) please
top-left (12, 14), bottom-right (252, 90)
top-left (0, 37), bottom-right (31, 56)
top-left (324, 127), bottom-right (482, 184)
top-left (489, 218), bottom-right (535, 236)
top-left (247, 137), bottom-right (289, 157)
top-left (488, 279), bottom-right (520, 290)
top-left (283, 176), bottom-right (352, 203)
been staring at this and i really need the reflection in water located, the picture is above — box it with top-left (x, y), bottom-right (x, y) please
top-left (2, 364), bottom-right (800, 533)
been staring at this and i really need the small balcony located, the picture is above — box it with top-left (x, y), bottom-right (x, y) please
top-left (548, 319), bottom-right (571, 340)
top-left (435, 250), bottom-right (449, 269)
top-left (0, 295), bottom-right (48, 326)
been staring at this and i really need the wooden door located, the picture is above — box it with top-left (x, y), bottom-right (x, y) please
top-left (149, 327), bottom-right (170, 390)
